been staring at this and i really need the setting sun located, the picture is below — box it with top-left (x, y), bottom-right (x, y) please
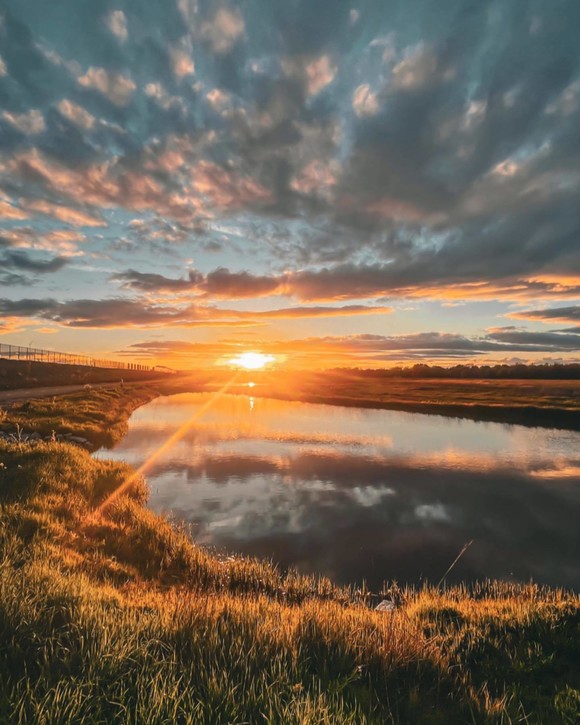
top-left (227, 352), bottom-right (275, 370)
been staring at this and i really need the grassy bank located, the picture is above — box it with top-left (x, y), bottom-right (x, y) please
top-left (0, 441), bottom-right (579, 723)
top-left (234, 370), bottom-right (580, 431)
top-left (0, 388), bottom-right (579, 723)
top-left (0, 385), bottom-right (160, 449)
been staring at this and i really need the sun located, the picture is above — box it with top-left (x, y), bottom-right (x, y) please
top-left (228, 351), bottom-right (275, 370)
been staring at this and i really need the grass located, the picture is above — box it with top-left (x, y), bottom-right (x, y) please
top-left (0, 387), bottom-right (579, 722)
top-left (233, 370), bottom-right (580, 430)
top-left (0, 385), bottom-right (159, 449)
top-left (0, 441), bottom-right (578, 723)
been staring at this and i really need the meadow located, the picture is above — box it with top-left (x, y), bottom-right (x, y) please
top-left (247, 370), bottom-right (580, 431)
top-left (0, 384), bottom-right (579, 723)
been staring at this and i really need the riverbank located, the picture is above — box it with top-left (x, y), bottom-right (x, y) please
top-left (1, 439), bottom-right (579, 723)
top-left (4, 369), bottom-right (580, 434)
top-left (241, 371), bottom-right (580, 431)
top-left (0, 384), bottom-right (160, 449)
top-left (0, 386), bottom-right (579, 722)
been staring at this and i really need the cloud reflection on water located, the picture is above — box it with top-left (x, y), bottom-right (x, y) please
top-left (106, 393), bottom-right (580, 590)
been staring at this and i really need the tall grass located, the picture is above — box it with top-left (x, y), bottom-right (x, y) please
top-left (0, 439), bottom-right (578, 723)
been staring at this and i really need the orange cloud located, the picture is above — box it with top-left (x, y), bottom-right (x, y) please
top-left (24, 199), bottom-right (105, 227)
top-left (352, 84), bottom-right (379, 117)
top-left (78, 67), bottom-right (136, 106)
top-left (0, 228), bottom-right (85, 256)
top-left (199, 8), bottom-right (245, 54)
top-left (2, 109), bottom-right (45, 135)
top-left (0, 295), bottom-right (391, 331)
top-left (191, 160), bottom-right (272, 209)
top-left (305, 55), bottom-right (337, 96)
top-left (57, 99), bottom-right (95, 129)
top-left (0, 198), bottom-right (27, 220)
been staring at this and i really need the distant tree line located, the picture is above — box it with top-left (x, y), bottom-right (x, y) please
top-left (340, 364), bottom-right (580, 380)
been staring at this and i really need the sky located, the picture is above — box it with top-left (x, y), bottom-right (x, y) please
top-left (1, 0), bottom-right (580, 369)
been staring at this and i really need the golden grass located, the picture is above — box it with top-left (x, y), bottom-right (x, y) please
top-left (0, 385), bottom-right (159, 448)
top-left (0, 439), bottom-right (579, 723)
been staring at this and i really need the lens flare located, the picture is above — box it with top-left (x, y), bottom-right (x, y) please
top-left (93, 372), bottom-right (240, 516)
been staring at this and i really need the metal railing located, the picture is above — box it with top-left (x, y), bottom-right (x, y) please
top-left (0, 343), bottom-right (156, 372)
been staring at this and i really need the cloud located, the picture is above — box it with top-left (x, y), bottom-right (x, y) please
top-left (199, 7), bottom-right (245, 55)
top-left (78, 67), bottom-right (136, 106)
top-left (0, 297), bottom-right (234, 329)
top-left (191, 160), bottom-right (272, 210)
top-left (280, 53), bottom-right (337, 101)
top-left (110, 264), bottom-right (580, 305)
top-left (111, 269), bottom-right (203, 293)
top-left (0, 199), bottom-right (28, 220)
top-left (280, 330), bottom-right (580, 355)
top-left (352, 84), bottom-right (379, 117)
top-left (169, 47), bottom-right (195, 78)
top-left (105, 10), bottom-right (128, 43)
top-left (206, 88), bottom-right (231, 113)
top-left (23, 199), bottom-right (105, 228)
top-left (510, 305), bottom-right (580, 325)
top-left (56, 99), bottom-right (95, 129)
top-left (0, 272), bottom-right (30, 287)
top-left (111, 267), bottom-right (282, 300)
top-left (2, 110), bottom-right (45, 135)
top-left (304, 55), bottom-right (337, 96)
top-left (486, 327), bottom-right (580, 350)
top-left (390, 43), bottom-right (443, 91)
top-left (0, 0), bottom-right (580, 354)
top-left (251, 305), bottom-right (391, 320)
top-left (281, 265), bottom-right (580, 304)
top-left (0, 296), bottom-right (391, 329)
top-left (202, 268), bottom-right (284, 299)
top-left (0, 250), bottom-right (69, 273)
top-left (124, 327), bottom-right (580, 364)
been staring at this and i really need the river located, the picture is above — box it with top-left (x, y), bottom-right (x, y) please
top-left (103, 392), bottom-right (580, 590)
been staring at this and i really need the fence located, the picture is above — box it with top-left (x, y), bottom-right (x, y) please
top-left (0, 343), bottom-right (156, 372)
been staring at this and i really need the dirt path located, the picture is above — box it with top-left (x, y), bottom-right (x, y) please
top-left (0, 382), bottom-right (129, 404)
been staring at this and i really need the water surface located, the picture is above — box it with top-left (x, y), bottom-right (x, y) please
top-left (105, 393), bottom-right (580, 590)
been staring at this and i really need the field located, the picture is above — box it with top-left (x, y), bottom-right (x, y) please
top-left (239, 370), bottom-right (580, 430)
top-left (0, 385), bottom-right (579, 722)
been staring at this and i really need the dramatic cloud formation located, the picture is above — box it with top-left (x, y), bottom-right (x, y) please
top-left (124, 327), bottom-right (580, 367)
top-left (0, 0), bottom-right (579, 364)
top-left (0, 297), bottom-right (390, 329)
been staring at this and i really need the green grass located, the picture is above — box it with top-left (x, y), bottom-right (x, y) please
top-left (0, 439), bottom-right (578, 723)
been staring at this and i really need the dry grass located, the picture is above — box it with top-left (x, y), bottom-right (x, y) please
top-left (0, 439), bottom-right (578, 723)
top-left (0, 386), bottom-right (159, 449)
top-left (238, 370), bottom-right (580, 430)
